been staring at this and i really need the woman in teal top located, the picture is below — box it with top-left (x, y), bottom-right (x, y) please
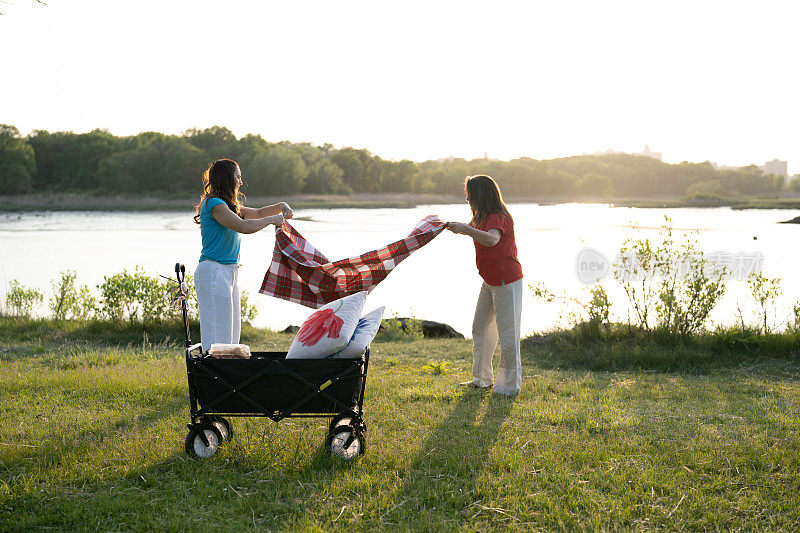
top-left (192, 158), bottom-right (293, 351)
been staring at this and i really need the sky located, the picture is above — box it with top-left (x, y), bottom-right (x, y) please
top-left (2, 0), bottom-right (799, 173)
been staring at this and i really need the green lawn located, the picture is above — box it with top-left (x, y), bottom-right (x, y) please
top-left (1, 319), bottom-right (799, 531)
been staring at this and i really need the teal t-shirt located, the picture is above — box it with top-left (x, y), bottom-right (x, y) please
top-left (199, 197), bottom-right (241, 264)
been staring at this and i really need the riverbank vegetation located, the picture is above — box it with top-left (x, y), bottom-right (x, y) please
top-left (1, 124), bottom-right (795, 210)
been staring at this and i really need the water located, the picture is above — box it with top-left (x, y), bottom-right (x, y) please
top-left (1, 204), bottom-right (798, 336)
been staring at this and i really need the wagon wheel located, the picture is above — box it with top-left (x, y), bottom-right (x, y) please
top-left (185, 424), bottom-right (222, 459)
top-left (326, 426), bottom-right (365, 460)
top-left (201, 415), bottom-right (233, 443)
top-left (328, 414), bottom-right (353, 435)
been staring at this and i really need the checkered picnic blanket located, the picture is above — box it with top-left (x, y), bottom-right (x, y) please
top-left (260, 215), bottom-right (447, 308)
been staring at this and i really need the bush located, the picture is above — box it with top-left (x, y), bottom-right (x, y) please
top-left (653, 224), bottom-right (726, 336)
top-left (97, 267), bottom-right (179, 325)
top-left (791, 303), bottom-right (800, 333)
top-left (614, 217), bottom-right (726, 335)
top-left (5, 280), bottom-right (44, 317)
top-left (747, 272), bottom-right (782, 333)
top-left (49, 270), bottom-right (96, 320)
top-left (377, 315), bottom-right (424, 342)
top-left (583, 285), bottom-right (612, 337)
top-left (240, 289), bottom-right (258, 324)
top-left (98, 269), bottom-right (139, 322)
top-left (530, 282), bottom-right (612, 338)
top-left (136, 272), bottom-right (171, 325)
top-left (614, 234), bottom-right (659, 330)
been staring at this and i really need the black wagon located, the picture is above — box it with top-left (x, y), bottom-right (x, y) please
top-left (172, 264), bottom-right (369, 460)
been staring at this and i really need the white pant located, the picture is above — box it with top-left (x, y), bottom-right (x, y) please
top-left (194, 260), bottom-right (241, 352)
top-left (471, 279), bottom-right (523, 396)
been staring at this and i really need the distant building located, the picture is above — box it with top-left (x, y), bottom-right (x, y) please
top-left (712, 159), bottom-right (788, 178)
top-left (762, 159), bottom-right (788, 178)
top-left (632, 145), bottom-right (662, 161)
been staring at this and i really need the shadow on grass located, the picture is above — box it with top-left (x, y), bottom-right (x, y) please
top-left (379, 390), bottom-right (513, 525)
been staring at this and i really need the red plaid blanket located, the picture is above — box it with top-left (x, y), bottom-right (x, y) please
top-left (260, 215), bottom-right (446, 308)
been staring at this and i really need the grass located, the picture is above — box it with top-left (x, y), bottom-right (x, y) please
top-left (1, 317), bottom-right (799, 530)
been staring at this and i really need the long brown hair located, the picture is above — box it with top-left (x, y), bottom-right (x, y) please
top-left (464, 174), bottom-right (511, 226)
top-left (193, 158), bottom-right (245, 224)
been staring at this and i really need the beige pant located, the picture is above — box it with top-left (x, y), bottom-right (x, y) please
top-left (471, 279), bottom-right (523, 396)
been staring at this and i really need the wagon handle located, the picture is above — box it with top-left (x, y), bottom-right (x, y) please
top-left (175, 263), bottom-right (191, 347)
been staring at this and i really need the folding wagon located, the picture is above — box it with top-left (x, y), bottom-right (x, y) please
top-left (171, 264), bottom-right (369, 460)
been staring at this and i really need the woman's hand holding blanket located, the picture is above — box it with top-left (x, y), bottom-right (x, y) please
top-left (446, 221), bottom-right (470, 234)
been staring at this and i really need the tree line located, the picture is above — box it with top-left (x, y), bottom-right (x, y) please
top-left (0, 124), bottom-right (789, 199)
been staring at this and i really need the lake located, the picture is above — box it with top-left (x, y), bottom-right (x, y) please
top-left (1, 204), bottom-right (798, 336)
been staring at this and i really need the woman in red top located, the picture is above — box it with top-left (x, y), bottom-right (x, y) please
top-left (447, 175), bottom-right (523, 396)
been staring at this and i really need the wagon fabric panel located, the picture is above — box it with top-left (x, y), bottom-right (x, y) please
top-left (190, 355), bottom-right (364, 415)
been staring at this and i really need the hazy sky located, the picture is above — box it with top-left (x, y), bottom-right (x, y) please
top-left (2, 0), bottom-right (798, 173)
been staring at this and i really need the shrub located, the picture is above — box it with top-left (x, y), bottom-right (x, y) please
top-left (377, 314), bottom-right (424, 342)
top-left (5, 280), bottom-right (44, 317)
top-left (791, 303), bottom-right (800, 333)
top-left (240, 289), bottom-right (258, 324)
top-left (653, 224), bottom-right (726, 336)
top-left (97, 266), bottom-right (178, 325)
top-left (49, 270), bottom-right (97, 320)
top-left (586, 285), bottom-right (611, 329)
top-left (530, 282), bottom-right (612, 337)
top-left (614, 234), bottom-right (659, 330)
top-left (50, 270), bottom-right (78, 320)
top-left (136, 271), bottom-right (171, 325)
top-left (747, 272), bottom-right (782, 333)
top-left (98, 270), bottom-right (138, 322)
top-left (614, 217), bottom-right (726, 335)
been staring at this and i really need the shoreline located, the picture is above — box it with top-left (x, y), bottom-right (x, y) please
top-left (0, 193), bottom-right (463, 213)
top-left (2, 193), bottom-right (800, 212)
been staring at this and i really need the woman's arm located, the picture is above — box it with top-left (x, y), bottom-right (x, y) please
top-left (241, 202), bottom-right (294, 220)
top-left (212, 204), bottom-right (284, 234)
top-left (446, 222), bottom-right (501, 247)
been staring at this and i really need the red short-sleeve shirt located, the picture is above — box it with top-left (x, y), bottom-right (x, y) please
top-left (473, 213), bottom-right (523, 286)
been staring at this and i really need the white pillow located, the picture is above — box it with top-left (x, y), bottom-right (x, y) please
top-left (333, 306), bottom-right (385, 358)
top-left (286, 291), bottom-right (368, 359)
